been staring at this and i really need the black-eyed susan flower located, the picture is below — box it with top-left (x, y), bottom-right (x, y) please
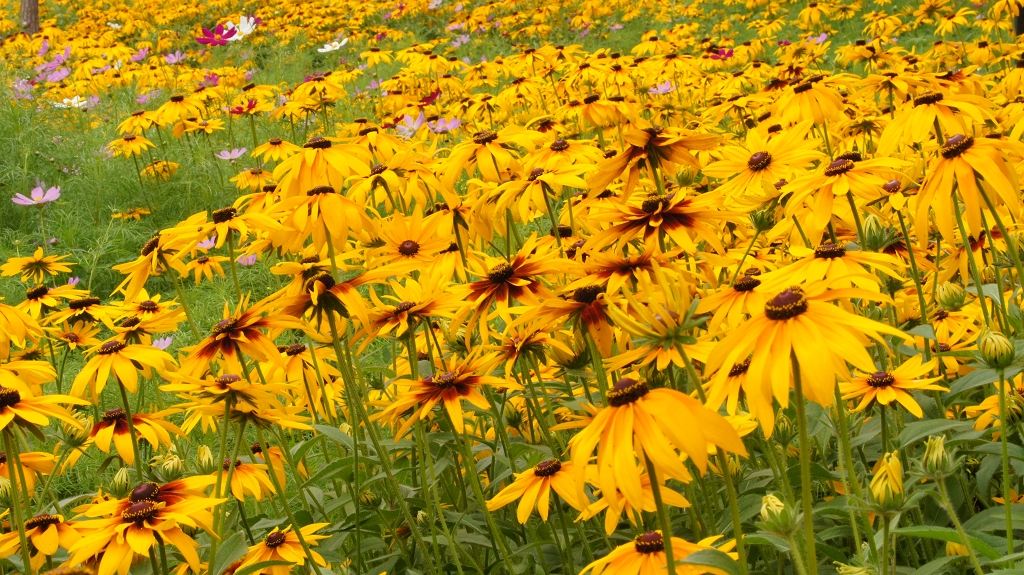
top-left (70, 339), bottom-right (173, 399)
top-left (568, 376), bottom-right (746, 510)
top-left (705, 281), bottom-right (908, 433)
top-left (89, 408), bottom-right (181, 465)
top-left (580, 531), bottom-right (736, 575)
top-left (0, 514), bottom-right (81, 571)
top-left (236, 523), bottom-right (330, 575)
top-left (1, 247), bottom-right (73, 284)
top-left (485, 459), bottom-right (585, 523)
top-left (840, 356), bottom-right (946, 417)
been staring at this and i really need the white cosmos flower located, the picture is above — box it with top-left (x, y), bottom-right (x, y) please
top-left (317, 38), bottom-right (349, 53)
top-left (54, 96), bottom-right (88, 109)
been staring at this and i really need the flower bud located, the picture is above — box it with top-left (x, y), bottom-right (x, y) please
top-left (62, 411), bottom-right (92, 446)
top-left (945, 541), bottom-right (969, 557)
top-left (758, 493), bottom-right (796, 535)
top-left (110, 467), bottom-right (132, 498)
top-left (196, 445), bottom-right (216, 474)
top-left (870, 451), bottom-right (904, 510)
top-left (922, 435), bottom-right (952, 478)
top-left (158, 453), bottom-right (184, 480)
top-left (749, 205), bottom-right (776, 233)
top-left (935, 282), bottom-right (966, 311)
top-left (978, 330), bottom-right (1015, 369)
top-left (0, 476), bottom-right (12, 507)
top-left (835, 564), bottom-right (875, 575)
top-left (860, 214), bottom-right (894, 252)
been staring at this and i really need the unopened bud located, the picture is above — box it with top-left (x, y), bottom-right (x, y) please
top-left (922, 435), bottom-right (952, 478)
top-left (758, 493), bottom-right (796, 535)
top-left (935, 282), bottom-right (966, 311)
top-left (860, 214), bottom-right (893, 252)
top-left (158, 453), bottom-right (184, 479)
top-left (110, 467), bottom-right (132, 497)
top-left (978, 330), bottom-right (1015, 369)
top-left (749, 205), bottom-right (776, 233)
top-left (196, 445), bottom-right (216, 474)
top-left (870, 452), bottom-right (904, 510)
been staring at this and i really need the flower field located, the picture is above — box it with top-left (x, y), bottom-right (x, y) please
top-left (0, 0), bottom-right (1023, 573)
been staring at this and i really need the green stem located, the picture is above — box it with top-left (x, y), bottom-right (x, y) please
top-left (117, 383), bottom-right (146, 479)
top-left (4, 431), bottom-right (35, 572)
top-left (935, 478), bottom-right (986, 575)
top-left (255, 427), bottom-right (325, 575)
top-left (643, 455), bottom-right (677, 575)
top-left (791, 354), bottom-right (818, 572)
top-left (998, 370), bottom-right (1015, 555)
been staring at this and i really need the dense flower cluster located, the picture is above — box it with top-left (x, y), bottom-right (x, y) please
top-left (1, 0), bottom-right (1024, 573)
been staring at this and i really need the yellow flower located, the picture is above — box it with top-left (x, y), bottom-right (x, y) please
top-left (1, 247), bottom-right (73, 284)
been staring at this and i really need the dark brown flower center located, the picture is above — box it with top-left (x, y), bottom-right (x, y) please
top-left (308, 272), bottom-right (335, 290)
top-left (212, 207), bottom-right (237, 223)
top-left (122, 501), bottom-right (159, 524)
top-left (141, 235), bottom-right (160, 256)
top-left (102, 408), bottom-right (127, 423)
top-left (26, 286), bottom-right (48, 300)
top-left (747, 151), bottom-right (772, 172)
top-left (24, 514), bottom-right (61, 530)
top-left (0, 387), bottom-right (20, 409)
top-left (69, 297), bottom-right (101, 310)
top-left (212, 317), bottom-right (239, 335)
top-left (728, 357), bottom-right (752, 377)
top-left (473, 131), bottom-right (498, 144)
top-left (527, 168), bottom-right (545, 181)
top-left (913, 92), bottom-right (944, 106)
top-left (867, 371), bottom-right (895, 388)
top-left (118, 316), bottom-right (141, 328)
top-left (306, 185), bottom-right (335, 196)
top-left (394, 301), bottom-right (416, 313)
top-left (882, 179), bottom-right (901, 194)
top-left (370, 164), bottom-right (387, 176)
top-left (641, 197), bottom-right (667, 214)
top-left (533, 459), bottom-right (562, 477)
top-left (268, 138), bottom-right (282, 145)
top-left (265, 531), bottom-right (287, 547)
top-left (284, 343), bottom-right (306, 356)
top-left (304, 137), bottom-right (332, 149)
top-left (129, 482), bottom-right (160, 502)
top-left (607, 377), bottom-right (650, 407)
top-left (550, 139), bottom-right (569, 151)
top-left (634, 531), bottom-right (665, 554)
top-left (824, 158), bottom-right (855, 177)
top-left (138, 300), bottom-right (159, 312)
top-left (488, 263), bottom-right (515, 283)
top-left (398, 240), bottom-right (420, 256)
top-left (215, 375), bottom-right (241, 387)
top-left (765, 287), bottom-right (808, 320)
top-left (98, 340), bottom-right (126, 355)
top-left (169, 95), bottom-right (184, 102)
top-left (814, 242), bottom-right (846, 259)
top-left (941, 134), bottom-right (974, 159)
top-left (572, 285), bottom-right (605, 304)
top-left (733, 275), bottom-right (761, 292)
top-left (432, 371), bottom-right (458, 387)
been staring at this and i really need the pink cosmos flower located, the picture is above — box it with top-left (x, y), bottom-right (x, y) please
top-left (152, 336), bottom-right (174, 350)
top-left (196, 24), bottom-right (237, 46)
top-left (215, 148), bottom-right (247, 161)
top-left (12, 182), bottom-right (60, 206)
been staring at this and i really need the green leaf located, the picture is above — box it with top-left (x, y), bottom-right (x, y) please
top-left (744, 532), bottom-right (791, 552)
top-left (314, 423), bottom-right (352, 449)
top-left (963, 504), bottom-right (1024, 532)
top-left (911, 556), bottom-right (958, 575)
top-left (893, 525), bottom-right (1001, 559)
top-left (233, 561), bottom-right (294, 575)
top-left (209, 532), bottom-right (247, 575)
top-left (899, 419), bottom-right (972, 448)
top-left (949, 368), bottom-right (999, 396)
top-left (678, 549), bottom-right (742, 575)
